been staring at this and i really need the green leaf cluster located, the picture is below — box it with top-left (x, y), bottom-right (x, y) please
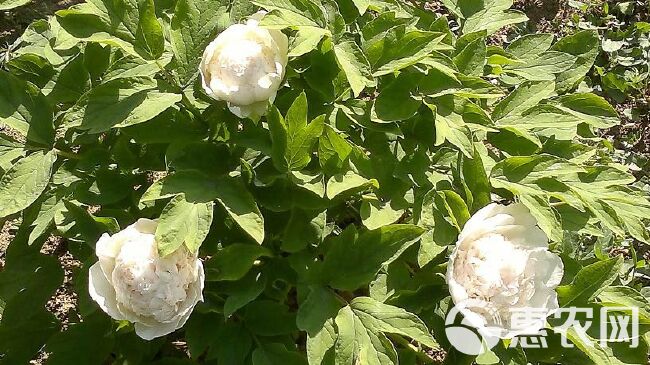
top-left (0, 0), bottom-right (648, 364)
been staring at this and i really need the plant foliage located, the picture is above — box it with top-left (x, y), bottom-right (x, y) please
top-left (0, 0), bottom-right (649, 364)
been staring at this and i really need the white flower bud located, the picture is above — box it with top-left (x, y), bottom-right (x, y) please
top-left (88, 219), bottom-right (204, 340)
top-left (446, 203), bottom-right (564, 338)
top-left (199, 12), bottom-right (289, 119)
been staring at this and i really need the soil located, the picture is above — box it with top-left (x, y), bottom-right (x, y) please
top-left (0, 1), bottom-right (648, 364)
top-left (41, 236), bottom-right (81, 330)
top-left (0, 219), bottom-right (18, 271)
top-left (0, 0), bottom-right (82, 46)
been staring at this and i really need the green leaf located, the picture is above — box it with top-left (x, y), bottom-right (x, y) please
top-left (333, 297), bottom-right (438, 365)
top-left (497, 105), bottom-right (584, 140)
top-left (155, 194), bottom-right (214, 256)
top-left (0, 247), bottom-right (63, 364)
top-left (322, 225), bottom-right (425, 291)
top-left (212, 177), bottom-right (266, 244)
top-left (561, 327), bottom-right (632, 365)
top-left (433, 108), bottom-right (474, 158)
top-left (490, 154), bottom-right (585, 184)
top-left (204, 244), bottom-right (271, 281)
top-left (209, 322), bottom-right (254, 363)
top-left (140, 170), bottom-right (218, 204)
top-left (122, 108), bottom-right (207, 144)
top-left (415, 188), bottom-right (457, 267)
top-left (0, 71), bottom-right (54, 145)
top-left (333, 41), bottom-right (374, 97)
top-left (100, 50), bottom-right (167, 83)
top-left (491, 80), bottom-right (555, 120)
top-left (551, 30), bottom-right (599, 93)
top-left (289, 28), bottom-right (329, 57)
top-left (282, 207), bottom-right (326, 252)
top-left (170, 0), bottom-right (230, 84)
top-left (326, 171), bottom-right (378, 199)
top-left (598, 286), bottom-right (650, 322)
top-left (253, 343), bottom-right (308, 365)
top-left (244, 300), bottom-right (297, 336)
top-left (55, 201), bottom-right (118, 243)
top-left (555, 93), bottom-right (619, 129)
top-left (374, 71), bottom-right (422, 122)
top-left (334, 304), bottom-right (397, 365)
top-left (519, 193), bottom-right (562, 242)
top-left (0, 135), bottom-right (24, 171)
top-left (453, 36), bottom-right (486, 76)
top-left (268, 94), bottom-right (325, 172)
top-left (352, 0), bottom-right (370, 14)
top-left (223, 271), bottom-right (267, 317)
top-left (557, 256), bottom-right (624, 307)
top-left (458, 148), bottom-right (491, 212)
top-left (506, 33), bottom-right (554, 60)
top-left (435, 190), bottom-right (470, 230)
top-left (463, 0), bottom-right (528, 34)
top-left (56, 0), bottom-right (165, 59)
top-left (373, 31), bottom-right (448, 76)
top-left (64, 77), bottom-right (182, 133)
top-left (141, 172), bottom-right (265, 244)
top-left (135, 0), bottom-right (165, 58)
top-left (307, 319), bottom-right (336, 365)
top-left (318, 125), bottom-right (352, 174)
top-left (27, 192), bottom-right (65, 245)
top-left (0, 151), bottom-right (56, 219)
top-left (185, 312), bottom-right (223, 359)
top-left (297, 287), bottom-right (342, 335)
top-left (37, 53), bottom-right (91, 104)
top-left (350, 297), bottom-right (438, 349)
top-left (291, 171), bottom-right (326, 198)
top-left (505, 51), bottom-right (576, 81)
top-left (45, 314), bottom-right (114, 365)
top-left (0, 0), bottom-right (30, 10)
top-left (461, 0), bottom-right (528, 35)
top-left (360, 198), bottom-right (404, 230)
top-left (252, 0), bottom-right (327, 28)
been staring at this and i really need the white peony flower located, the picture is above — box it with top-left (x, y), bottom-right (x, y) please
top-left (199, 12), bottom-right (288, 119)
top-left (88, 218), bottom-right (204, 340)
top-left (446, 203), bottom-right (564, 339)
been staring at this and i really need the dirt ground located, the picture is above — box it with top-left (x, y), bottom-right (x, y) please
top-left (0, 0), bottom-right (82, 45)
top-left (0, 0), bottom-right (648, 363)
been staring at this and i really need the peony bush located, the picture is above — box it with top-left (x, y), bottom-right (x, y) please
top-left (0, 0), bottom-right (649, 364)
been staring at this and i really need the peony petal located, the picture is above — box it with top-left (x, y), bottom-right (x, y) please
top-left (501, 203), bottom-right (537, 227)
top-left (457, 203), bottom-right (500, 242)
top-left (269, 29), bottom-right (289, 66)
top-left (530, 250), bottom-right (564, 288)
top-left (227, 103), bottom-right (248, 118)
top-left (494, 224), bottom-right (548, 248)
top-left (134, 218), bottom-right (157, 234)
top-left (95, 232), bottom-right (120, 259)
top-left (88, 262), bottom-right (125, 321)
top-left (247, 11), bottom-right (266, 24)
top-left (257, 74), bottom-right (274, 89)
top-left (134, 320), bottom-right (182, 341)
top-left (520, 226), bottom-right (549, 248)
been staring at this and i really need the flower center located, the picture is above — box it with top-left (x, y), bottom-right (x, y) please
top-left (454, 234), bottom-right (529, 301)
top-left (112, 239), bottom-right (195, 323)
